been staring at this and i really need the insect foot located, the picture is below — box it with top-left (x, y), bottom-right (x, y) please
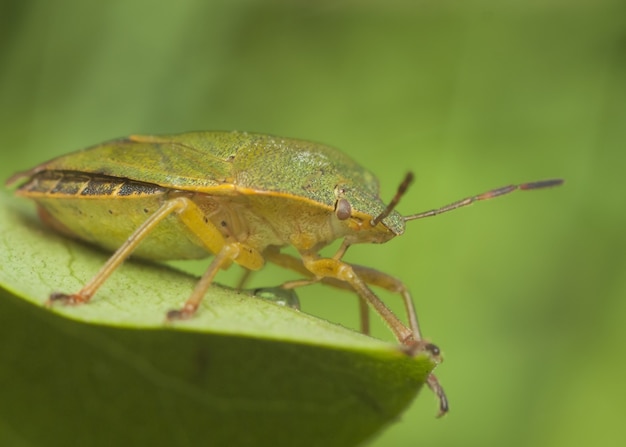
top-left (165, 304), bottom-right (199, 321)
top-left (47, 292), bottom-right (91, 306)
top-left (399, 340), bottom-right (448, 416)
top-left (400, 340), bottom-right (442, 358)
top-left (427, 374), bottom-right (449, 417)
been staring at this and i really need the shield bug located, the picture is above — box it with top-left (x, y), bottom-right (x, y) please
top-left (6, 131), bottom-right (563, 416)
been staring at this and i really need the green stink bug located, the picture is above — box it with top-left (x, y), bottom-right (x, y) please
top-left (6, 131), bottom-right (563, 416)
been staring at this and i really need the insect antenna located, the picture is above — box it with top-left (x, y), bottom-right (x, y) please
top-left (404, 178), bottom-right (564, 222)
top-left (371, 172), bottom-right (414, 226)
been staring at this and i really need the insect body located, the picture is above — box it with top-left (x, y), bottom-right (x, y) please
top-left (6, 131), bottom-right (563, 417)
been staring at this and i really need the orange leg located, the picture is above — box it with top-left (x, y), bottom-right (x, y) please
top-left (48, 196), bottom-right (192, 305)
top-left (49, 195), bottom-right (265, 323)
top-left (427, 373), bottom-right (449, 417)
top-left (264, 248), bottom-right (422, 343)
top-left (264, 247), bottom-right (448, 416)
top-left (167, 243), bottom-right (242, 319)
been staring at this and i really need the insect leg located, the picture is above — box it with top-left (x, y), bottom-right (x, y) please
top-left (345, 263), bottom-right (422, 340)
top-left (264, 250), bottom-right (408, 340)
top-left (264, 249), bottom-right (414, 338)
top-left (358, 297), bottom-right (370, 336)
top-left (163, 197), bottom-right (265, 320)
top-left (166, 243), bottom-right (241, 320)
top-left (427, 373), bottom-right (449, 417)
top-left (263, 250), bottom-right (367, 327)
top-left (236, 269), bottom-right (254, 289)
top-left (346, 263), bottom-right (449, 417)
top-left (264, 249), bottom-right (448, 416)
top-left (48, 196), bottom-right (191, 305)
top-left (300, 256), bottom-right (418, 346)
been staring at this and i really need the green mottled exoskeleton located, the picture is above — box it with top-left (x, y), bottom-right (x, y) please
top-left (6, 131), bottom-right (564, 416)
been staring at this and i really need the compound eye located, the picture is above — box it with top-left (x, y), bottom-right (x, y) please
top-left (335, 198), bottom-right (352, 220)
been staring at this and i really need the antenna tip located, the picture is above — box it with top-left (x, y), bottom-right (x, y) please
top-left (520, 178), bottom-right (564, 190)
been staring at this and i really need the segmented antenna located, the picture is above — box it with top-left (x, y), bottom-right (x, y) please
top-left (370, 172), bottom-right (414, 226)
top-left (404, 178), bottom-right (564, 222)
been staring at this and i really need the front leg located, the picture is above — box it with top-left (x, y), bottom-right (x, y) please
top-left (301, 255), bottom-right (418, 348)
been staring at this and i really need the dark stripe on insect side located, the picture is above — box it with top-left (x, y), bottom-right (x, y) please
top-left (53, 176), bottom-right (90, 195)
top-left (80, 177), bottom-right (122, 196)
top-left (117, 180), bottom-right (164, 196)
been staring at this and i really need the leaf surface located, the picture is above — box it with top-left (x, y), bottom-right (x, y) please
top-left (0, 191), bottom-right (436, 447)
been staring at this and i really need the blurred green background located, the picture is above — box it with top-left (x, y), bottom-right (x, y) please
top-left (1, 0), bottom-right (624, 446)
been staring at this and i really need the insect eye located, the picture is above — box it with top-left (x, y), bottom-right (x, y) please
top-left (335, 198), bottom-right (352, 220)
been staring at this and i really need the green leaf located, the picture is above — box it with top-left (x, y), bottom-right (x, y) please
top-left (0, 190), bottom-right (437, 447)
